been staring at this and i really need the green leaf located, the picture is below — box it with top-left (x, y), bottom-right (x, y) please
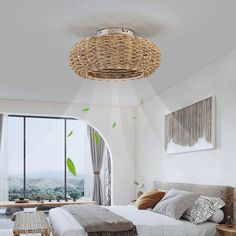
top-left (112, 122), bottom-right (116, 128)
top-left (133, 116), bottom-right (136, 119)
top-left (82, 107), bottom-right (90, 112)
top-left (67, 131), bottom-right (73, 137)
top-left (94, 131), bottom-right (100, 145)
top-left (141, 99), bottom-right (144, 105)
top-left (66, 158), bottom-right (76, 177)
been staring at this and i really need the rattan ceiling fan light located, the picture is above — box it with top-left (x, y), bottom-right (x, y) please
top-left (69, 28), bottom-right (161, 81)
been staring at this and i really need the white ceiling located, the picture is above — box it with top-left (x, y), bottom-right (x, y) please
top-left (0, 0), bottom-right (236, 106)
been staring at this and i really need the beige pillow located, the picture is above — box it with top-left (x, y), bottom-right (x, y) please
top-left (135, 188), bottom-right (165, 210)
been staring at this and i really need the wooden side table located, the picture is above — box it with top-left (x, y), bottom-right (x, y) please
top-left (216, 224), bottom-right (236, 236)
top-left (13, 211), bottom-right (51, 236)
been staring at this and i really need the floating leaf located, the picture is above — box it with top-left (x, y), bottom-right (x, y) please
top-left (133, 117), bottom-right (136, 119)
top-left (67, 131), bottom-right (73, 137)
top-left (82, 107), bottom-right (90, 112)
top-left (66, 158), bottom-right (76, 177)
top-left (112, 122), bottom-right (116, 128)
top-left (94, 131), bottom-right (100, 145)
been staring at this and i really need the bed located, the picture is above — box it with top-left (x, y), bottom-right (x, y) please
top-left (49, 181), bottom-right (235, 236)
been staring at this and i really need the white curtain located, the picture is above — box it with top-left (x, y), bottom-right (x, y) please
top-left (100, 148), bottom-right (111, 206)
top-left (0, 114), bottom-right (8, 201)
top-left (83, 124), bottom-right (93, 199)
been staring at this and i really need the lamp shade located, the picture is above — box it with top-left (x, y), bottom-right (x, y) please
top-left (69, 28), bottom-right (161, 81)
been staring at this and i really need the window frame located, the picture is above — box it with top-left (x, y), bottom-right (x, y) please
top-left (8, 114), bottom-right (80, 200)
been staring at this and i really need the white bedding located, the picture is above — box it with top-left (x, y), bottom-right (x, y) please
top-left (49, 205), bottom-right (218, 236)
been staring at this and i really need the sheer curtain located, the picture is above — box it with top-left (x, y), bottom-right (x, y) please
top-left (83, 124), bottom-right (93, 199)
top-left (0, 114), bottom-right (8, 201)
top-left (101, 148), bottom-right (111, 206)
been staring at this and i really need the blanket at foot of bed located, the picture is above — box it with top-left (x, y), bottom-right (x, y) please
top-left (62, 204), bottom-right (137, 236)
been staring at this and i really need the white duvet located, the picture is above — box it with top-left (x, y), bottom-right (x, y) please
top-left (49, 205), bottom-right (218, 236)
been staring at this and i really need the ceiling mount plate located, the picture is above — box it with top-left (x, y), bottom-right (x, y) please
top-left (97, 28), bottom-right (134, 37)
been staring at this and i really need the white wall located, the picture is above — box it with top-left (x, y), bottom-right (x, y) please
top-left (0, 99), bottom-right (136, 205)
top-left (136, 49), bottom-right (236, 191)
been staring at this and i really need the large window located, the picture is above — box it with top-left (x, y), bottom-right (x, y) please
top-left (7, 116), bottom-right (93, 201)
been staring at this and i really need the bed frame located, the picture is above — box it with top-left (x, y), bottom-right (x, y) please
top-left (153, 181), bottom-right (235, 224)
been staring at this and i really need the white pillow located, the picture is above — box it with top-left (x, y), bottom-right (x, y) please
top-left (208, 210), bottom-right (224, 223)
top-left (182, 196), bottom-right (225, 224)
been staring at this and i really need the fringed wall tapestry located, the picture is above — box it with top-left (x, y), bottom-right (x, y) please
top-left (165, 97), bottom-right (215, 154)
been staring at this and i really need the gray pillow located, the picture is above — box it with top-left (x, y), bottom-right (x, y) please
top-left (152, 189), bottom-right (200, 219)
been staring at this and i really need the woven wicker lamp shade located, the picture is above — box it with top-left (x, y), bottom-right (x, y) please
top-left (69, 28), bottom-right (161, 81)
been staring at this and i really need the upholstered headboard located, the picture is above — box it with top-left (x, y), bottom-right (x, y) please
top-left (153, 181), bottom-right (235, 223)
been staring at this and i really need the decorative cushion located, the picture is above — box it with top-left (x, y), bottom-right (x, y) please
top-left (135, 189), bottom-right (165, 210)
top-left (152, 189), bottom-right (200, 219)
top-left (208, 209), bottom-right (224, 223)
top-left (182, 196), bottom-right (226, 224)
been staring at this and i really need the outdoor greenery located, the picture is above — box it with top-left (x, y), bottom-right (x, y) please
top-left (8, 174), bottom-right (85, 201)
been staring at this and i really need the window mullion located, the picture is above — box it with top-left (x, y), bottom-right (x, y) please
top-left (23, 117), bottom-right (26, 198)
top-left (64, 119), bottom-right (67, 200)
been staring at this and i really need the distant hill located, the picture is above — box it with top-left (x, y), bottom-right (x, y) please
top-left (28, 178), bottom-right (63, 189)
top-left (8, 171), bottom-right (92, 201)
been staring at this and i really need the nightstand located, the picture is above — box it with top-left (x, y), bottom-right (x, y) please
top-left (216, 224), bottom-right (236, 236)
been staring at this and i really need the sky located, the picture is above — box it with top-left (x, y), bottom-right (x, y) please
top-left (7, 117), bottom-right (92, 176)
